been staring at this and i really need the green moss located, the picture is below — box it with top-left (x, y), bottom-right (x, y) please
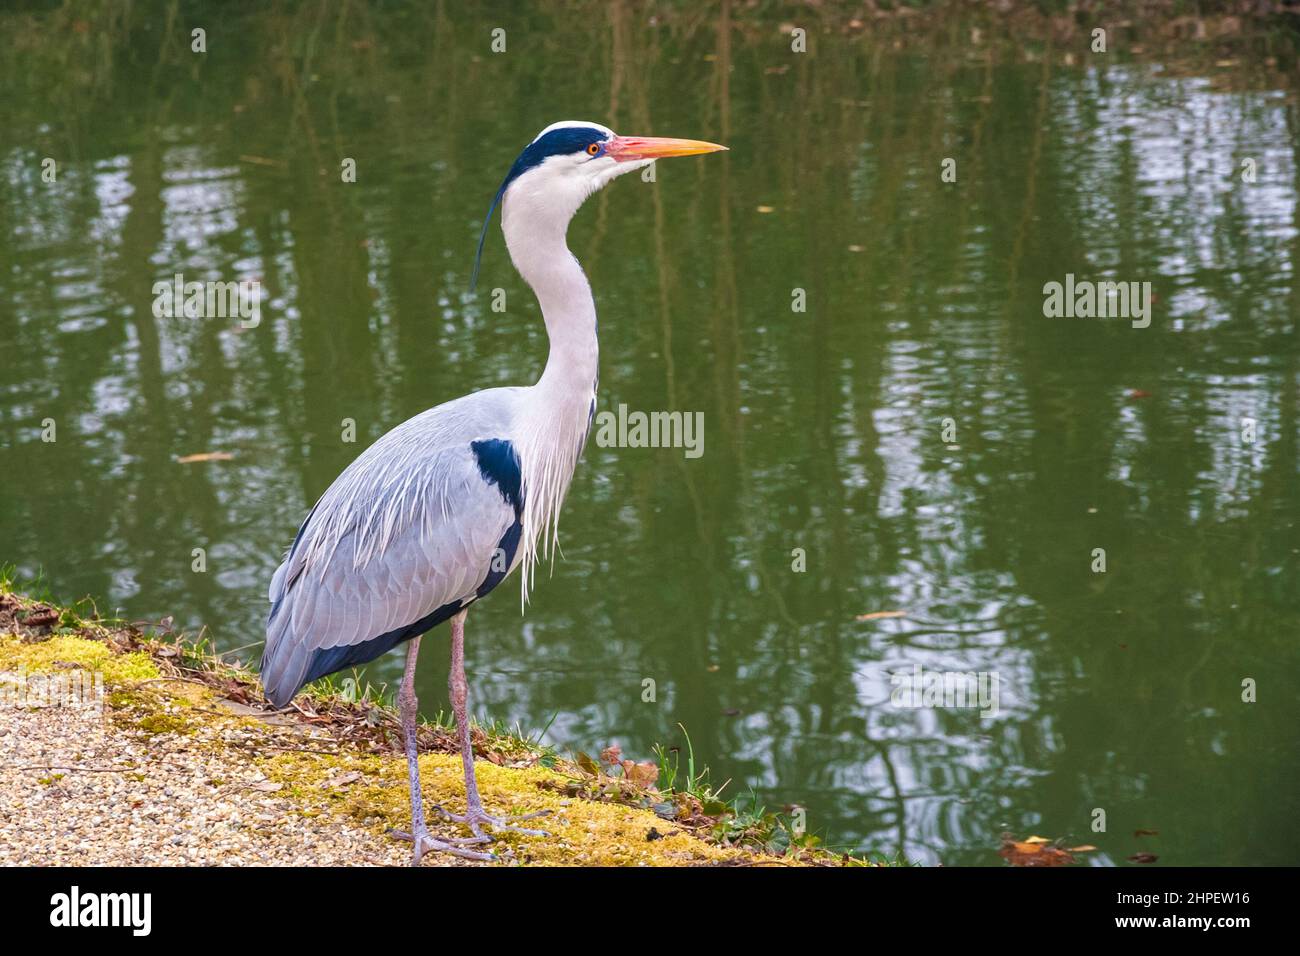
top-left (132, 710), bottom-right (195, 736)
top-left (0, 633), bottom-right (159, 684)
top-left (260, 750), bottom-right (767, 867)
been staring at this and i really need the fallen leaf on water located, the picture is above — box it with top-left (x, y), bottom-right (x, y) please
top-left (1134, 828), bottom-right (1160, 837)
top-left (1128, 852), bottom-right (1159, 864)
top-left (1070, 844), bottom-right (1099, 852)
top-left (999, 833), bottom-right (1077, 867)
top-left (756, 205), bottom-right (775, 213)
top-left (856, 610), bottom-right (907, 621)
top-left (176, 452), bottom-right (234, 464)
top-left (1126, 389), bottom-right (1152, 400)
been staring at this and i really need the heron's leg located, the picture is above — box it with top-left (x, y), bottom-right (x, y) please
top-left (388, 636), bottom-right (494, 864)
top-left (437, 609), bottom-right (548, 839)
top-left (449, 611), bottom-right (487, 820)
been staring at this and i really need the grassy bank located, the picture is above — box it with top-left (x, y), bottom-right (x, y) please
top-left (0, 582), bottom-right (879, 866)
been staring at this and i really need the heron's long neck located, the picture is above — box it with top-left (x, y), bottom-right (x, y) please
top-left (506, 220), bottom-right (599, 402)
top-left (503, 206), bottom-right (599, 602)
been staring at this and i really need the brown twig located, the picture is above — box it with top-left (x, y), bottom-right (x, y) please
top-left (15, 765), bottom-right (138, 774)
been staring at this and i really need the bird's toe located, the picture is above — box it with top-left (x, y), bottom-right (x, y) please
top-left (390, 825), bottom-right (497, 864)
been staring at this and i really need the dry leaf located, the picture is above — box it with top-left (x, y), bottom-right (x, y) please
top-left (621, 760), bottom-right (659, 789)
top-left (855, 611), bottom-right (907, 621)
top-left (1128, 852), bottom-right (1159, 864)
top-left (176, 452), bottom-right (234, 464)
top-left (756, 205), bottom-right (775, 213)
top-left (999, 833), bottom-right (1077, 867)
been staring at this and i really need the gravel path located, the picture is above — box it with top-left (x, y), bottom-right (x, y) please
top-left (0, 686), bottom-right (428, 866)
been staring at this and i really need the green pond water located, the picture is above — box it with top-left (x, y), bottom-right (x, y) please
top-left (2, 3), bottom-right (1298, 865)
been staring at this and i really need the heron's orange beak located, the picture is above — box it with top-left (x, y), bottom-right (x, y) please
top-left (606, 135), bottom-right (728, 162)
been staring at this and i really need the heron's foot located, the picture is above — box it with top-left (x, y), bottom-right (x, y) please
top-left (431, 805), bottom-right (551, 839)
top-left (388, 825), bottom-right (495, 865)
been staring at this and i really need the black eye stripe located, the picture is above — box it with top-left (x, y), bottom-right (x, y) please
top-left (473, 126), bottom-right (609, 287)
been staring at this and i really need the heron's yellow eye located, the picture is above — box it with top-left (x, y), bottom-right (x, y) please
top-left (586, 143), bottom-right (601, 156)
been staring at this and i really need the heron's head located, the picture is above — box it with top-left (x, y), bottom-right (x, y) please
top-left (472, 120), bottom-right (727, 287)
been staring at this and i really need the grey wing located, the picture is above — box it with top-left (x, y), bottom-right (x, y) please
top-left (261, 404), bottom-right (518, 706)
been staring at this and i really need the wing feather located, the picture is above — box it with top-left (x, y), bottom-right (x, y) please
top-left (263, 392), bottom-right (522, 702)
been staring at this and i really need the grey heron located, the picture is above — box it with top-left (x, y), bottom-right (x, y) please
top-left (260, 121), bottom-right (727, 863)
